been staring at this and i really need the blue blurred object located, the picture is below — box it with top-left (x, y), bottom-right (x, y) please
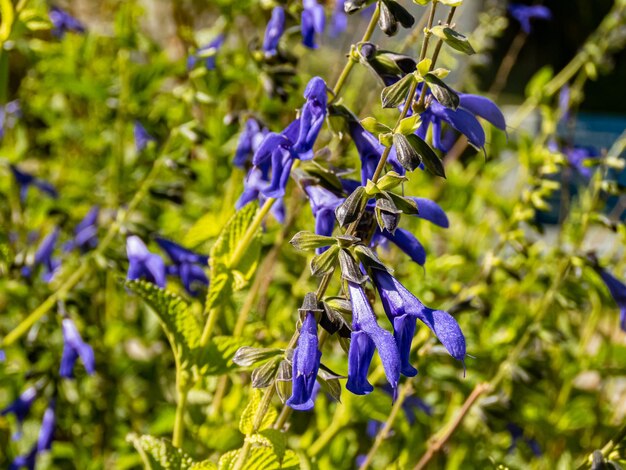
top-left (536, 112), bottom-right (626, 225)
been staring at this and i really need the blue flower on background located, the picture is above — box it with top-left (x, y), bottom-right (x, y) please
top-left (372, 268), bottom-right (466, 377)
top-left (304, 184), bottom-right (343, 253)
top-left (347, 282), bottom-right (400, 396)
top-left (234, 118), bottom-right (268, 168)
top-left (508, 3), bottom-right (552, 34)
top-left (236, 166), bottom-right (286, 223)
top-left (506, 423), bottom-right (542, 456)
top-left (418, 92), bottom-right (507, 151)
top-left (302, 0), bottom-right (326, 49)
top-left (597, 268), bottom-right (626, 331)
top-left (0, 100), bottom-right (21, 139)
top-left (329, 0), bottom-right (348, 38)
top-left (126, 236), bottom-right (166, 288)
top-left (348, 121), bottom-right (402, 183)
top-left (379, 383), bottom-right (433, 424)
top-left (134, 121), bottom-right (156, 153)
top-left (252, 76), bottom-right (327, 198)
top-left (263, 7), bottom-right (286, 56)
top-left (548, 141), bottom-right (600, 179)
top-left (60, 317), bottom-right (95, 378)
top-left (1, 386), bottom-right (37, 439)
top-left (10, 165), bottom-right (58, 202)
top-left (49, 6), bottom-right (85, 37)
top-left (155, 237), bottom-right (209, 296)
top-left (22, 227), bottom-right (61, 282)
top-left (187, 35), bottom-right (225, 71)
top-left (9, 399), bottom-right (56, 470)
top-left (64, 206), bottom-right (99, 253)
top-left (286, 312), bottom-right (322, 411)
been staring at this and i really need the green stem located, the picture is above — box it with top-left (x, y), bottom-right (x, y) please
top-left (172, 369), bottom-right (190, 448)
top-left (308, 413), bottom-right (345, 457)
top-left (359, 383), bottom-right (413, 470)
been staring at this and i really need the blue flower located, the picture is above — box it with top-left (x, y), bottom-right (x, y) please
top-left (551, 143), bottom-right (600, 179)
top-left (126, 236), bottom-right (166, 288)
top-left (134, 121), bottom-right (156, 153)
top-left (598, 268), bottom-right (626, 331)
top-left (347, 282), bottom-right (400, 396)
top-left (372, 268), bottom-right (466, 376)
top-left (234, 118), bottom-right (268, 168)
top-left (508, 4), bottom-right (552, 34)
top-left (286, 312), bottom-right (322, 411)
top-left (417, 92), bottom-right (506, 151)
top-left (49, 6), bottom-right (85, 37)
top-left (9, 399), bottom-right (56, 470)
top-left (155, 237), bottom-right (209, 296)
top-left (303, 184), bottom-right (343, 253)
top-left (373, 227), bottom-right (426, 266)
top-left (1, 386), bottom-right (37, 438)
top-left (506, 423), bottom-right (542, 456)
top-left (252, 77), bottom-right (327, 198)
top-left (10, 165), bottom-right (58, 202)
top-left (22, 227), bottom-right (61, 282)
top-left (329, 0), bottom-right (348, 38)
top-left (348, 121), bottom-right (402, 183)
top-left (302, 0), bottom-right (326, 49)
top-left (236, 166), bottom-right (286, 223)
top-left (187, 35), bottom-right (225, 70)
top-left (64, 206), bottom-right (99, 253)
top-left (60, 317), bottom-right (95, 378)
top-left (263, 7), bottom-right (286, 56)
top-left (0, 100), bottom-right (20, 139)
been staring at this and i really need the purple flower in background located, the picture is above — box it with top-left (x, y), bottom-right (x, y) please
top-left (379, 383), bottom-right (432, 424)
top-left (10, 165), bottom-right (58, 202)
top-left (9, 399), bottom-right (56, 470)
top-left (155, 237), bottom-right (209, 296)
top-left (304, 184), bottom-right (343, 252)
top-left (597, 269), bottom-right (626, 331)
top-left (49, 6), bottom-right (85, 37)
top-left (286, 312), bottom-right (322, 410)
top-left (372, 268), bottom-right (466, 376)
top-left (252, 77), bottom-right (327, 198)
top-left (22, 228), bottom-right (61, 282)
top-left (302, 0), bottom-right (326, 49)
top-left (236, 166), bottom-right (286, 223)
top-left (134, 121), bottom-right (156, 153)
top-left (508, 4), bottom-right (552, 34)
top-left (1, 386), bottom-right (37, 438)
top-left (126, 236), bottom-right (166, 288)
top-left (234, 118), bottom-right (268, 168)
top-left (564, 145), bottom-right (600, 179)
top-left (60, 317), bottom-right (95, 378)
top-left (506, 423), bottom-right (542, 456)
top-left (64, 206), bottom-right (99, 253)
top-left (263, 7), bottom-right (286, 56)
top-left (187, 35), bottom-right (225, 70)
top-left (418, 92), bottom-right (506, 151)
top-left (0, 100), bottom-right (21, 138)
top-left (347, 282), bottom-right (400, 396)
top-left (329, 0), bottom-right (348, 37)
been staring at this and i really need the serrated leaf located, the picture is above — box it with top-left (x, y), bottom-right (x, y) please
top-left (196, 336), bottom-right (249, 377)
top-left (239, 389), bottom-right (278, 435)
top-left (126, 280), bottom-right (202, 356)
top-left (423, 73), bottom-right (459, 109)
top-left (128, 433), bottom-right (205, 470)
top-left (381, 73), bottom-right (415, 109)
top-left (211, 202), bottom-right (261, 290)
top-left (250, 429), bottom-right (287, 461)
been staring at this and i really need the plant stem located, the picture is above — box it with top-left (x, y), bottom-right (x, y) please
top-left (489, 30), bottom-right (527, 97)
top-left (172, 369), bottom-right (190, 448)
top-left (413, 383), bottom-right (490, 470)
top-left (359, 382), bottom-right (413, 470)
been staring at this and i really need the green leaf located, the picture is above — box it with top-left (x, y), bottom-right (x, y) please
top-left (195, 336), bottom-right (249, 377)
top-left (128, 434), bottom-right (215, 470)
top-left (239, 389), bottom-right (278, 435)
top-left (417, 58), bottom-right (432, 77)
top-left (360, 116), bottom-right (392, 135)
top-left (396, 114), bottom-right (421, 135)
top-left (125, 280), bottom-right (202, 356)
top-left (423, 73), bottom-right (460, 109)
top-left (310, 244), bottom-right (340, 277)
top-left (439, 0), bottom-right (463, 5)
top-left (393, 133), bottom-right (422, 171)
top-left (289, 231), bottom-right (336, 251)
top-left (376, 171), bottom-right (408, 191)
top-left (431, 26), bottom-right (475, 55)
top-left (381, 73), bottom-right (415, 109)
top-left (406, 134), bottom-right (446, 178)
top-left (210, 202), bottom-right (261, 290)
